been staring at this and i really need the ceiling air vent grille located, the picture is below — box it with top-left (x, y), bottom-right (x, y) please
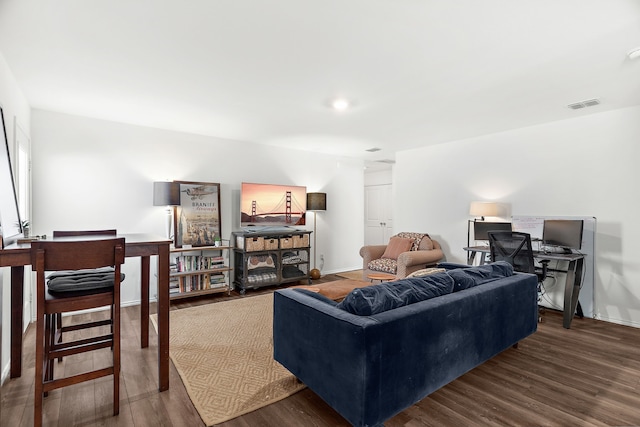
top-left (365, 147), bottom-right (381, 152)
top-left (568, 98), bottom-right (600, 110)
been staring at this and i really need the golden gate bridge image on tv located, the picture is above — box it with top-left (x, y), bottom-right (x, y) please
top-left (241, 191), bottom-right (306, 225)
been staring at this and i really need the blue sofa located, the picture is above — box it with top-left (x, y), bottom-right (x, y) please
top-left (273, 262), bottom-right (538, 427)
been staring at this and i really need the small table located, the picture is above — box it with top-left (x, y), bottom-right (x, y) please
top-left (367, 272), bottom-right (396, 282)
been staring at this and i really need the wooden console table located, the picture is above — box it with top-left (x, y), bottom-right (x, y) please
top-left (0, 233), bottom-right (171, 391)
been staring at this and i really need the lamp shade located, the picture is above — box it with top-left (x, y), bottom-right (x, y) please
top-left (153, 181), bottom-right (180, 206)
top-left (469, 201), bottom-right (499, 217)
top-left (307, 192), bottom-right (327, 211)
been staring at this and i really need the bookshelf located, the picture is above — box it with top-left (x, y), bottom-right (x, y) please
top-left (170, 244), bottom-right (232, 300)
top-left (232, 230), bottom-right (312, 294)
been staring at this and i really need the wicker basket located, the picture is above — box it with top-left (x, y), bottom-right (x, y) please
top-left (279, 237), bottom-right (293, 249)
top-left (264, 237), bottom-right (279, 250)
top-left (245, 236), bottom-right (265, 252)
top-left (292, 234), bottom-right (310, 248)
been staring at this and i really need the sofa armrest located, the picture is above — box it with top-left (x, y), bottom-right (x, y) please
top-left (273, 290), bottom-right (378, 424)
top-left (359, 245), bottom-right (386, 265)
top-left (397, 248), bottom-right (444, 267)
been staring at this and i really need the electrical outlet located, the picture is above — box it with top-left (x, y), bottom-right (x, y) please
top-left (320, 254), bottom-right (324, 262)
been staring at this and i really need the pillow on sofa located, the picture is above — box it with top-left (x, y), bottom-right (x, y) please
top-left (406, 267), bottom-right (446, 278)
top-left (381, 237), bottom-right (414, 260)
top-left (448, 261), bottom-right (514, 292)
top-left (336, 274), bottom-right (454, 316)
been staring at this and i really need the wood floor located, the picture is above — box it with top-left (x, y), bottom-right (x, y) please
top-left (2, 272), bottom-right (640, 426)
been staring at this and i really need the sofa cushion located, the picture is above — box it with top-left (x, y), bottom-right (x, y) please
top-left (395, 232), bottom-right (430, 251)
top-left (381, 237), bottom-right (413, 260)
top-left (447, 261), bottom-right (514, 292)
top-left (336, 274), bottom-right (454, 316)
top-left (367, 257), bottom-right (397, 274)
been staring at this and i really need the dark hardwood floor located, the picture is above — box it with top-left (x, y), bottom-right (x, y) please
top-left (2, 273), bottom-right (640, 426)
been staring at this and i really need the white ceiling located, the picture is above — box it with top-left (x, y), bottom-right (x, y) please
top-left (1, 0), bottom-right (639, 165)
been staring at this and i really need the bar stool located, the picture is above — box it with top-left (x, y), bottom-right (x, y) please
top-left (50, 230), bottom-right (117, 358)
top-left (31, 237), bottom-right (124, 427)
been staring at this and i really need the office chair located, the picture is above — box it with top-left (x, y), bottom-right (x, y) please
top-left (31, 237), bottom-right (125, 427)
top-left (488, 231), bottom-right (549, 321)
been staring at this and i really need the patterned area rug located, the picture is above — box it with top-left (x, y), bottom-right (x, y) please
top-left (150, 293), bottom-right (305, 426)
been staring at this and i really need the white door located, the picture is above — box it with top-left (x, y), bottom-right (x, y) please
top-left (364, 184), bottom-right (393, 245)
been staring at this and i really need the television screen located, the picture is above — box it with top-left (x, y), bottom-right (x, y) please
top-left (240, 182), bottom-right (306, 227)
top-left (542, 219), bottom-right (584, 251)
top-left (473, 221), bottom-right (512, 240)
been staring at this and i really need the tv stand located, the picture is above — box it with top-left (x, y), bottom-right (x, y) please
top-left (232, 229), bottom-right (312, 294)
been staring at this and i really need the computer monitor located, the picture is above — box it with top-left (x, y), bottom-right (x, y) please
top-left (542, 219), bottom-right (584, 253)
top-left (473, 221), bottom-right (512, 241)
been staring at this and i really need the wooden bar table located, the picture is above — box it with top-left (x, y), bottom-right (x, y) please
top-left (0, 233), bottom-right (171, 391)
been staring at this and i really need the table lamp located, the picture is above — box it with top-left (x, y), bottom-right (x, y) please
top-left (467, 201), bottom-right (500, 263)
top-left (306, 192), bottom-right (327, 280)
top-left (153, 181), bottom-right (181, 240)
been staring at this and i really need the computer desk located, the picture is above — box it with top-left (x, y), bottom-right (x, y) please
top-left (463, 246), bottom-right (585, 329)
top-left (0, 233), bottom-right (171, 391)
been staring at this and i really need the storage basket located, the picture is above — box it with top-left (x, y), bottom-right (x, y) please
top-left (245, 236), bottom-right (265, 252)
top-left (264, 237), bottom-right (279, 250)
top-left (280, 236), bottom-right (293, 249)
top-left (292, 234), bottom-right (310, 248)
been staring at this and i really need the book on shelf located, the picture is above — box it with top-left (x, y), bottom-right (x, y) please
top-left (174, 255), bottom-right (227, 272)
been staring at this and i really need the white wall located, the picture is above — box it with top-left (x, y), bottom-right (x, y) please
top-left (0, 109), bottom-right (365, 382)
top-left (0, 51), bottom-right (31, 384)
top-left (395, 105), bottom-right (640, 328)
top-left (30, 109), bottom-right (365, 296)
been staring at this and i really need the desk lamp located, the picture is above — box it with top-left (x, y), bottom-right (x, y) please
top-left (306, 192), bottom-right (327, 280)
top-left (153, 181), bottom-right (181, 240)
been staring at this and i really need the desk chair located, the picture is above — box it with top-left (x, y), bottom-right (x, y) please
top-left (31, 238), bottom-right (125, 426)
top-left (488, 231), bottom-right (549, 321)
top-left (51, 229), bottom-right (118, 359)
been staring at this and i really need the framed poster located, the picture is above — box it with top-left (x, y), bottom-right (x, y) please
top-left (173, 181), bottom-right (221, 248)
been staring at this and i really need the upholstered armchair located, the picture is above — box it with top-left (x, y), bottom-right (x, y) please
top-left (359, 232), bottom-right (444, 280)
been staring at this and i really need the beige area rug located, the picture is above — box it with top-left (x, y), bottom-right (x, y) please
top-left (336, 269), bottom-right (364, 281)
top-left (150, 293), bottom-right (305, 426)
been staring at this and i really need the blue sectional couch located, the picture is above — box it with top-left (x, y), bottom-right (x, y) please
top-left (273, 262), bottom-right (538, 427)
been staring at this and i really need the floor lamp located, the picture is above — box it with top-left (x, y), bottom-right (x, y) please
top-left (153, 181), bottom-right (181, 240)
top-left (307, 192), bottom-right (327, 280)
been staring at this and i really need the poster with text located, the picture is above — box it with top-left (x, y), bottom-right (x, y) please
top-left (174, 181), bottom-right (221, 247)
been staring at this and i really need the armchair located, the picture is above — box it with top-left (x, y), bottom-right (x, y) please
top-left (359, 232), bottom-right (444, 280)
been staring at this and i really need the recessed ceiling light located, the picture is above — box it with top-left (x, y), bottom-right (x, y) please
top-left (331, 98), bottom-right (350, 111)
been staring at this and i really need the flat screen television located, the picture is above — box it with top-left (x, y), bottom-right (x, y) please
top-left (240, 182), bottom-right (306, 228)
top-left (0, 105), bottom-right (23, 247)
top-left (542, 219), bottom-right (584, 253)
top-left (473, 221), bottom-right (512, 241)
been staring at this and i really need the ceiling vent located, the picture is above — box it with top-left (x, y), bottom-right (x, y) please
top-left (376, 159), bottom-right (396, 164)
top-left (568, 98), bottom-right (600, 110)
top-left (366, 147), bottom-right (381, 152)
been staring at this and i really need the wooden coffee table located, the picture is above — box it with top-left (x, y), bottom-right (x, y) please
top-left (367, 272), bottom-right (396, 282)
